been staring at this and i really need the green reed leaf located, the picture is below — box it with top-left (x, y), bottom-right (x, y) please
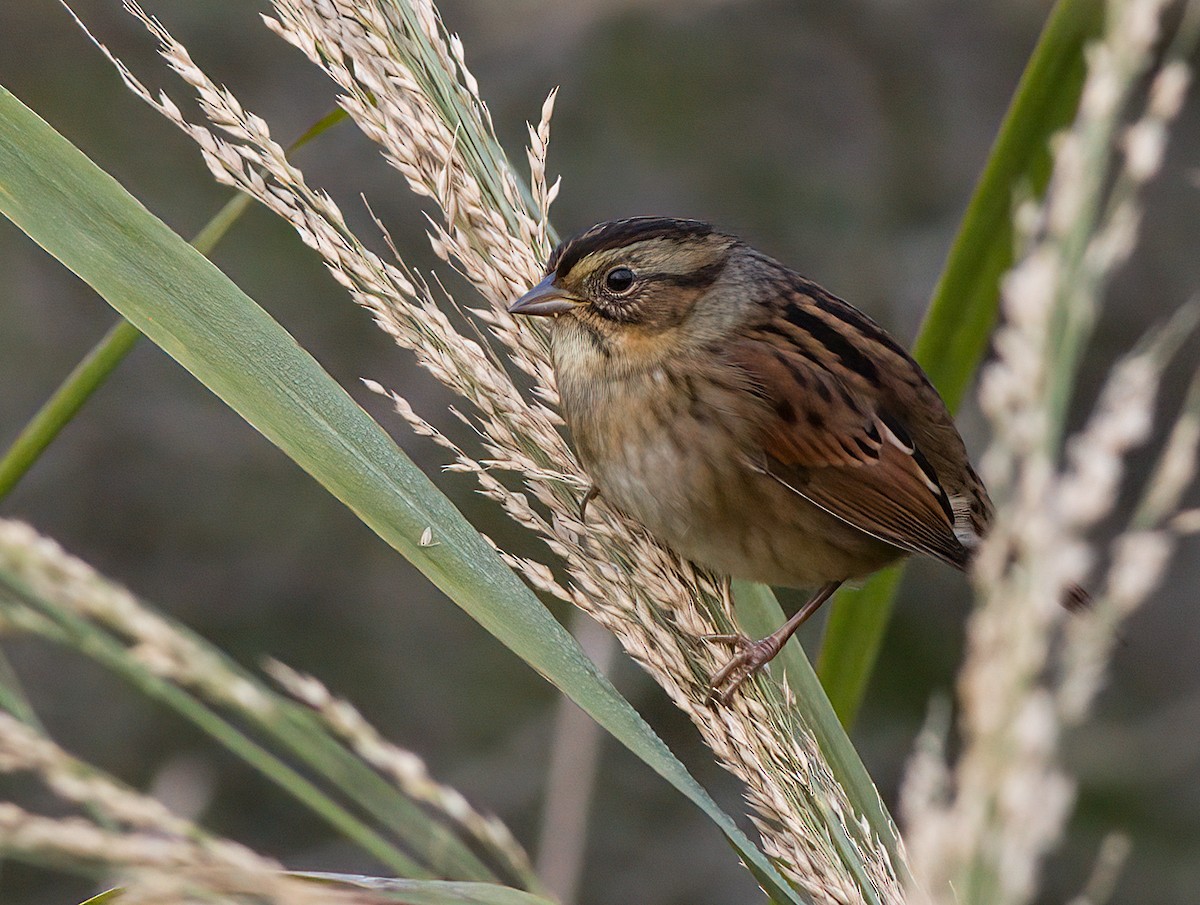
top-left (812, 0), bottom-right (1105, 728)
top-left (0, 84), bottom-right (804, 905)
top-left (78, 890), bottom-right (123, 905)
top-left (0, 107), bottom-right (344, 503)
top-left (76, 877), bottom-right (559, 905)
top-left (295, 873), bottom-right (559, 905)
top-left (732, 581), bottom-right (906, 885)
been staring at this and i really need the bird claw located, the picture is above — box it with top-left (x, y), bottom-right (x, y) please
top-left (703, 633), bottom-right (781, 705)
top-left (578, 485), bottom-right (600, 522)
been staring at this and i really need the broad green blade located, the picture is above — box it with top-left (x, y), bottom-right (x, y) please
top-left (0, 85), bottom-right (802, 905)
top-left (295, 873), bottom-right (557, 905)
top-left (75, 877), bottom-right (556, 905)
top-left (732, 581), bottom-right (904, 880)
top-left (913, 0), bottom-right (1104, 401)
top-left (0, 105), bottom-right (340, 503)
top-left (78, 891), bottom-right (123, 905)
top-left (0, 319), bottom-right (141, 500)
top-left (812, 0), bottom-right (1106, 728)
top-left (811, 570), bottom-right (903, 729)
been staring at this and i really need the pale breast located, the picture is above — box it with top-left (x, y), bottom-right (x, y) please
top-left (557, 353), bottom-right (902, 589)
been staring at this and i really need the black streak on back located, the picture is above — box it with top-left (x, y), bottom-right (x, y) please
top-left (804, 283), bottom-right (912, 361)
top-left (782, 305), bottom-right (881, 386)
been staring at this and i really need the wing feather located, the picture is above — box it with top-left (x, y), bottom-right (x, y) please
top-left (733, 339), bottom-right (970, 568)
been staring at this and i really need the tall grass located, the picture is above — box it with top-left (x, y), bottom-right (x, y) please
top-left (1, 0), bottom-right (1197, 903)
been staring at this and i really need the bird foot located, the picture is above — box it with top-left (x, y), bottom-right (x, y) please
top-left (578, 485), bottom-right (600, 522)
top-left (703, 632), bottom-right (783, 705)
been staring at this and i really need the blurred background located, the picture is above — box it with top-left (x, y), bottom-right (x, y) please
top-left (1, 1), bottom-right (1198, 903)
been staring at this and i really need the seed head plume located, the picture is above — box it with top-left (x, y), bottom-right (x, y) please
top-left (69, 0), bottom-right (908, 901)
top-left (901, 3), bottom-right (1198, 903)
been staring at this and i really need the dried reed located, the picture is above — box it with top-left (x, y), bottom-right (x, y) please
top-left (69, 0), bottom-right (906, 901)
top-left (901, 2), bottom-right (1198, 903)
top-left (0, 517), bottom-right (538, 893)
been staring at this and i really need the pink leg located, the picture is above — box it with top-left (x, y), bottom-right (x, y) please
top-left (707, 581), bottom-right (841, 704)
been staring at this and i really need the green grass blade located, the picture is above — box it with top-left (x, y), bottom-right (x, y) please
top-left (295, 873), bottom-right (558, 905)
top-left (0, 85), bottom-right (803, 905)
top-left (0, 629), bottom-right (43, 728)
top-left (813, 0), bottom-right (1106, 728)
top-left (78, 890), bottom-right (123, 905)
top-left (811, 570), bottom-right (903, 730)
top-left (0, 190), bottom-right (244, 504)
top-left (732, 581), bottom-right (905, 883)
top-left (0, 108), bottom-right (339, 503)
top-left (76, 876), bottom-right (557, 905)
top-left (913, 0), bottom-right (1104, 401)
top-left (0, 318), bottom-right (141, 500)
top-left (0, 571), bottom-right (433, 878)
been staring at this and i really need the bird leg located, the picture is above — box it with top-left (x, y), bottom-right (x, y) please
top-left (578, 484), bottom-right (600, 522)
top-left (706, 581), bottom-right (842, 704)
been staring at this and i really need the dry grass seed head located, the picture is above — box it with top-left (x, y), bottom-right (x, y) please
top-left (76, 0), bottom-right (919, 900)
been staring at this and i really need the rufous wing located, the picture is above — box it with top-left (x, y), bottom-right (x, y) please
top-left (733, 340), bottom-right (970, 568)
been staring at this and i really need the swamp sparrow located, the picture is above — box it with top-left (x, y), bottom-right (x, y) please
top-left (510, 217), bottom-right (1081, 701)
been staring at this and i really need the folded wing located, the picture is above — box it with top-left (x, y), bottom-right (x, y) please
top-left (732, 339), bottom-right (970, 569)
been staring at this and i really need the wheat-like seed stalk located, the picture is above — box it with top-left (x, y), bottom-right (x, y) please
top-left (0, 704), bottom-right (378, 905)
top-left (66, 0), bottom-right (907, 900)
top-left (0, 516), bottom-right (540, 889)
top-left (901, 2), bottom-right (1197, 903)
top-left (264, 658), bottom-right (537, 887)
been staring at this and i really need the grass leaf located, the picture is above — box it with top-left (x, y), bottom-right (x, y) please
top-left (0, 84), bottom-right (803, 905)
top-left (732, 581), bottom-right (906, 883)
top-left (77, 891), bottom-right (124, 905)
top-left (813, 0), bottom-right (1106, 728)
top-left (295, 873), bottom-right (559, 905)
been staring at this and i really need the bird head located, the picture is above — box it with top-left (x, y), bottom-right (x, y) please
top-left (508, 218), bottom-right (744, 354)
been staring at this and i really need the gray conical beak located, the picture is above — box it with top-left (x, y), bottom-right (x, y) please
top-left (508, 274), bottom-right (582, 317)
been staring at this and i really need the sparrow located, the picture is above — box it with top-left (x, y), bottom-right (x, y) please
top-left (508, 217), bottom-right (1080, 702)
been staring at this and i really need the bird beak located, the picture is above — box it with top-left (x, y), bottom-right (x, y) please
top-left (508, 274), bottom-right (582, 317)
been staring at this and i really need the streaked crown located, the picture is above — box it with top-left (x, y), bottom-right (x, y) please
top-left (548, 217), bottom-right (719, 278)
top-left (541, 217), bottom-right (739, 329)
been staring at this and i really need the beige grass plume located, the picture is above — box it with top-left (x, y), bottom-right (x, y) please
top-left (69, 0), bottom-right (906, 901)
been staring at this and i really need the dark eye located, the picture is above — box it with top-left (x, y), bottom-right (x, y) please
top-left (604, 266), bottom-right (636, 294)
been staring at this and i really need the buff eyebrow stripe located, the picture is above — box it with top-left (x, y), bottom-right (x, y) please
top-left (647, 259), bottom-right (728, 289)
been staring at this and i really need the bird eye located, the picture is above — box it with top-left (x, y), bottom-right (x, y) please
top-left (604, 266), bottom-right (636, 294)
